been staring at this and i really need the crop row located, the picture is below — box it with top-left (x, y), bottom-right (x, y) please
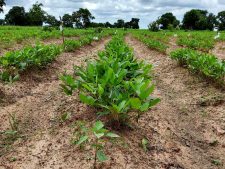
top-left (0, 26), bottom-right (95, 49)
top-left (132, 32), bottom-right (168, 53)
top-left (170, 48), bottom-right (225, 82)
top-left (0, 30), bottom-right (112, 82)
top-left (61, 33), bottom-right (160, 124)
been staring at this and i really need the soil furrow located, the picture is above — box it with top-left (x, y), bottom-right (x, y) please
top-left (125, 35), bottom-right (225, 169)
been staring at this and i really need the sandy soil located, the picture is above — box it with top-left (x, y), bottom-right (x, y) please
top-left (211, 42), bottom-right (225, 60)
top-left (124, 35), bottom-right (225, 169)
top-left (0, 35), bottom-right (224, 169)
top-left (0, 37), bottom-right (111, 169)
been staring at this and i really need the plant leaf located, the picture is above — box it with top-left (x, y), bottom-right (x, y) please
top-left (97, 150), bottom-right (108, 162)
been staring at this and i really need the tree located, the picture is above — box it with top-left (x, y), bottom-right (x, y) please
top-left (0, 19), bottom-right (5, 25)
top-left (45, 14), bottom-right (59, 26)
top-left (0, 0), bottom-right (5, 13)
top-left (62, 14), bottom-right (73, 27)
top-left (148, 21), bottom-right (159, 32)
top-left (218, 11), bottom-right (225, 30)
top-left (105, 21), bottom-right (112, 28)
top-left (114, 19), bottom-right (125, 28)
top-left (207, 13), bottom-right (217, 31)
top-left (27, 2), bottom-right (46, 26)
top-left (158, 12), bottom-right (179, 29)
top-left (129, 18), bottom-right (140, 29)
top-left (72, 8), bottom-right (95, 28)
top-left (183, 9), bottom-right (208, 30)
top-left (5, 6), bottom-right (27, 25)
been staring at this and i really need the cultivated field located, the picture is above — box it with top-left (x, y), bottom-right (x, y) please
top-left (0, 26), bottom-right (225, 169)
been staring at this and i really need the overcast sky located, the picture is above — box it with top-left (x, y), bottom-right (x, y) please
top-left (1, 0), bottom-right (225, 28)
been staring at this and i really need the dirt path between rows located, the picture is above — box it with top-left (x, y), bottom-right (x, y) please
top-left (125, 35), bottom-right (225, 169)
top-left (212, 42), bottom-right (225, 60)
top-left (0, 37), bottom-right (111, 169)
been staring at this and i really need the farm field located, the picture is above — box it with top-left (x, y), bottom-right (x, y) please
top-left (0, 26), bottom-right (225, 169)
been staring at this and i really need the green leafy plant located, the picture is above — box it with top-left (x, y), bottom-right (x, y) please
top-left (61, 35), bottom-right (160, 125)
top-left (0, 44), bottom-right (62, 81)
top-left (0, 113), bottom-right (20, 157)
top-left (170, 48), bottom-right (225, 82)
top-left (72, 121), bottom-right (120, 168)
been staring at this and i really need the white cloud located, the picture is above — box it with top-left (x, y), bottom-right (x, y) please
top-left (1, 0), bottom-right (225, 28)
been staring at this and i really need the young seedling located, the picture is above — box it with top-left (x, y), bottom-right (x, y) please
top-left (72, 121), bottom-right (120, 169)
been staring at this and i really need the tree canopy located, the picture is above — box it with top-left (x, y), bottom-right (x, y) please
top-left (72, 8), bottom-right (95, 28)
top-left (182, 9), bottom-right (216, 30)
top-left (5, 6), bottom-right (27, 25)
top-left (218, 11), bottom-right (225, 30)
top-left (158, 12), bottom-right (179, 29)
top-left (0, 0), bottom-right (5, 13)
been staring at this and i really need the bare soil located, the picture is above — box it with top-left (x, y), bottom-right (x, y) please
top-left (212, 42), bottom-right (225, 60)
top-left (0, 35), bottom-right (224, 169)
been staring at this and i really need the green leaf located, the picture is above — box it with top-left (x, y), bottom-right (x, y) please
top-left (142, 138), bottom-right (149, 152)
top-left (130, 98), bottom-right (141, 109)
top-left (97, 150), bottom-right (108, 162)
top-left (79, 93), bottom-right (95, 105)
top-left (149, 98), bottom-right (160, 107)
top-left (106, 132), bottom-right (120, 138)
top-left (93, 121), bottom-right (104, 131)
top-left (98, 84), bottom-right (104, 95)
top-left (76, 135), bottom-right (88, 145)
top-left (94, 132), bottom-right (105, 138)
top-left (140, 85), bottom-right (155, 100)
top-left (118, 100), bottom-right (127, 112)
top-left (140, 102), bottom-right (149, 112)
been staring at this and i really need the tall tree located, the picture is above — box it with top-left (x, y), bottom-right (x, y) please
top-left (182, 9), bottom-right (208, 30)
top-left (27, 2), bottom-right (46, 26)
top-left (114, 19), bottom-right (125, 28)
top-left (207, 13), bottom-right (217, 31)
top-left (0, 0), bottom-right (5, 13)
top-left (158, 12), bottom-right (179, 29)
top-left (45, 14), bottom-right (59, 26)
top-left (129, 18), bottom-right (140, 29)
top-left (72, 8), bottom-right (95, 28)
top-left (5, 6), bottom-right (27, 25)
top-left (218, 11), bottom-right (225, 30)
top-left (62, 14), bottom-right (73, 27)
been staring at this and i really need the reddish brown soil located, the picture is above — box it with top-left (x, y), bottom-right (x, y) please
top-left (0, 35), bottom-right (224, 169)
top-left (212, 42), bottom-right (225, 60)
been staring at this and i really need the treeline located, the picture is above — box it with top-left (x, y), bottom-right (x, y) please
top-left (149, 9), bottom-right (225, 31)
top-left (0, 1), bottom-right (139, 29)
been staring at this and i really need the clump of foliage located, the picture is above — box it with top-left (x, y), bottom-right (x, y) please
top-left (176, 32), bottom-right (215, 52)
top-left (148, 21), bottom-right (159, 32)
top-left (64, 39), bottom-right (81, 52)
top-left (61, 35), bottom-right (160, 125)
top-left (132, 32), bottom-right (168, 53)
top-left (0, 113), bottom-right (20, 157)
top-left (170, 48), bottom-right (225, 82)
top-left (0, 44), bottom-right (62, 81)
top-left (72, 121), bottom-right (120, 168)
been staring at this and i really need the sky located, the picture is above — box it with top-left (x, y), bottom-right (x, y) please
top-left (1, 0), bottom-right (225, 28)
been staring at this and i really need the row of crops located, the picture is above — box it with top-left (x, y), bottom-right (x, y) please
top-left (132, 30), bottom-right (225, 83)
top-left (0, 30), bottom-right (113, 82)
top-left (60, 33), bottom-right (160, 164)
top-left (0, 26), bottom-right (96, 49)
